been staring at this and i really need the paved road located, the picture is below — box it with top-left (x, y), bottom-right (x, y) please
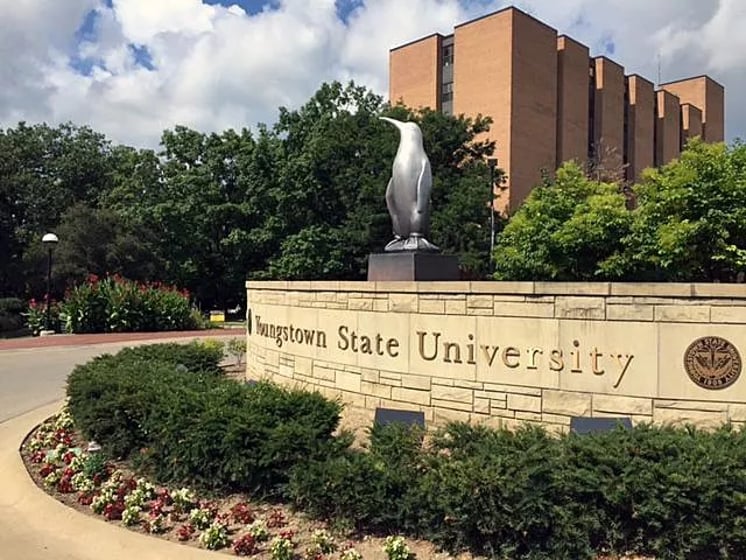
top-left (0, 332), bottom-right (244, 560)
top-left (0, 333), bottom-right (242, 423)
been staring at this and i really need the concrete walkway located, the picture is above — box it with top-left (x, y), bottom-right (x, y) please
top-left (0, 402), bottom-right (220, 559)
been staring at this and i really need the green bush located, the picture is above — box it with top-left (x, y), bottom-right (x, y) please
top-left (290, 422), bottom-right (746, 560)
top-left (67, 344), bottom-right (343, 496)
top-left (290, 423), bottom-right (425, 534)
top-left (115, 341), bottom-right (224, 375)
top-left (61, 275), bottom-right (198, 333)
top-left (0, 297), bottom-right (24, 315)
top-left (0, 297), bottom-right (27, 334)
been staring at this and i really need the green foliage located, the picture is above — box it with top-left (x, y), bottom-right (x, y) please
top-left (493, 141), bottom-right (746, 282)
top-left (290, 421), bottom-right (746, 560)
top-left (115, 341), bottom-right (224, 375)
top-left (66, 345), bottom-right (343, 496)
top-left (3, 83), bottom-right (501, 305)
top-left (61, 275), bottom-right (197, 333)
top-left (0, 297), bottom-right (25, 333)
top-left (226, 338), bottom-right (247, 366)
top-left (266, 225), bottom-right (350, 280)
top-left (615, 139), bottom-right (746, 281)
top-left (25, 298), bottom-right (62, 335)
top-left (46, 203), bottom-right (162, 291)
top-left (493, 161), bottom-right (631, 280)
top-left (0, 122), bottom-right (116, 299)
top-left (82, 451), bottom-right (108, 479)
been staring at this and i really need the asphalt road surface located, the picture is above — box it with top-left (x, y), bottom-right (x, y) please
top-left (0, 335), bottom-right (240, 424)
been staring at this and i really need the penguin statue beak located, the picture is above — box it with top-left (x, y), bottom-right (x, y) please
top-left (379, 116), bottom-right (403, 130)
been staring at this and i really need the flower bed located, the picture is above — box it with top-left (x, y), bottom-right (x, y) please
top-left (37, 343), bottom-right (732, 560)
top-left (21, 407), bottom-right (451, 559)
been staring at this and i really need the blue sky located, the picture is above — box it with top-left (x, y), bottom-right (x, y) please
top-left (0, 0), bottom-right (741, 147)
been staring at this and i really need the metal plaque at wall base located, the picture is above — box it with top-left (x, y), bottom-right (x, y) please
top-left (367, 252), bottom-right (460, 281)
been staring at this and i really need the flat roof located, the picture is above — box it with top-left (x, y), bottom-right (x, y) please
top-left (659, 74), bottom-right (725, 89)
top-left (390, 32), bottom-right (449, 53)
top-left (626, 73), bottom-right (655, 87)
top-left (454, 5), bottom-right (557, 33)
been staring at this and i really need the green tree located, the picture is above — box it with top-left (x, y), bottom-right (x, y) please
top-left (265, 82), bottom-right (500, 280)
top-left (492, 161), bottom-right (632, 280)
top-left (615, 139), bottom-right (746, 281)
top-left (0, 122), bottom-right (117, 298)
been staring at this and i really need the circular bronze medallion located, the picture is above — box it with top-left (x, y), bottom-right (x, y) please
top-left (684, 336), bottom-right (742, 390)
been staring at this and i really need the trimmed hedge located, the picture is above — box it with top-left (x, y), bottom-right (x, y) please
top-left (66, 343), bottom-right (342, 496)
top-left (67, 342), bottom-right (746, 558)
top-left (0, 297), bottom-right (25, 334)
top-left (115, 341), bottom-right (225, 375)
top-left (289, 422), bottom-right (746, 560)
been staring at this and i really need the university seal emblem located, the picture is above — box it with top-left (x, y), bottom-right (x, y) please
top-left (684, 336), bottom-right (742, 390)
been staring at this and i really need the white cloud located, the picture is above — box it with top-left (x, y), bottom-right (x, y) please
top-left (0, 0), bottom-right (742, 147)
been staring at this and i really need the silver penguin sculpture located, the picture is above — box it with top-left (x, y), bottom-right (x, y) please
top-left (380, 117), bottom-right (439, 252)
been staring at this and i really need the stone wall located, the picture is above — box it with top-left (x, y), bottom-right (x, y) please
top-left (246, 281), bottom-right (746, 432)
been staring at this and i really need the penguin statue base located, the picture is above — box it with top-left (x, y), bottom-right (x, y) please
top-left (384, 234), bottom-right (440, 253)
top-left (367, 252), bottom-right (461, 281)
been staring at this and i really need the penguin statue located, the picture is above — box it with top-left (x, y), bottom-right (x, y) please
top-left (380, 117), bottom-right (440, 253)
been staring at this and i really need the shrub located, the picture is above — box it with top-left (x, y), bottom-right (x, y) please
top-left (23, 298), bottom-right (62, 335)
top-left (0, 297), bottom-right (26, 334)
top-left (61, 274), bottom-right (198, 333)
top-left (289, 423), bottom-right (425, 534)
top-left (291, 421), bottom-right (746, 560)
top-left (0, 297), bottom-right (24, 315)
top-left (67, 344), bottom-right (343, 496)
top-left (115, 341), bottom-right (224, 375)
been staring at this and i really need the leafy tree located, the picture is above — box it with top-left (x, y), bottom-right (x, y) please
top-left (0, 122), bottom-right (116, 298)
top-left (267, 82), bottom-right (500, 280)
top-left (614, 139), bottom-right (746, 281)
top-left (492, 162), bottom-right (632, 280)
top-left (267, 225), bottom-right (349, 280)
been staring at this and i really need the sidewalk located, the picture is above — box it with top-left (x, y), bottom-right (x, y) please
top-left (0, 402), bottom-right (221, 559)
top-left (0, 328), bottom-right (245, 351)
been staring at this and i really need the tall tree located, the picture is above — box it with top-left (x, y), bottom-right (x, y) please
top-left (492, 162), bottom-right (632, 280)
top-left (0, 122), bottom-right (116, 297)
top-left (615, 139), bottom-right (746, 281)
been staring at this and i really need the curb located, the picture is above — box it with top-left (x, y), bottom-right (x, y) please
top-left (0, 328), bottom-right (245, 352)
top-left (0, 403), bottom-right (221, 559)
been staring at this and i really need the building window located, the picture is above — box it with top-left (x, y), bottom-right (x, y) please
top-left (442, 82), bottom-right (453, 103)
top-left (442, 44), bottom-right (454, 67)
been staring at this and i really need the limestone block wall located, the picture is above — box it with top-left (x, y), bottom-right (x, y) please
top-left (246, 281), bottom-right (746, 432)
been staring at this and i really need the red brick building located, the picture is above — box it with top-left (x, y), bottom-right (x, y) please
top-left (389, 7), bottom-right (725, 212)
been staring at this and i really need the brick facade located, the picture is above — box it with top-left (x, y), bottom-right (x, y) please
top-left (388, 7), bottom-right (725, 212)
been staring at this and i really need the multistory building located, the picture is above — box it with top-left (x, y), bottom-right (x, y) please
top-left (389, 7), bottom-right (725, 212)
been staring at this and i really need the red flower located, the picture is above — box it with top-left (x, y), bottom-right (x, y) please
top-left (58, 475), bottom-right (74, 494)
top-left (266, 508), bottom-right (287, 528)
top-left (103, 502), bottom-right (124, 521)
top-left (77, 492), bottom-right (94, 506)
top-left (279, 529), bottom-right (295, 541)
top-left (39, 463), bottom-right (56, 478)
top-left (230, 502), bottom-right (255, 525)
top-left (30, 450), bottom-right (46, 464)
top-left (232, 534), bottom-right (258, 556)
top-left (176, 524), bottom-right (195, 541)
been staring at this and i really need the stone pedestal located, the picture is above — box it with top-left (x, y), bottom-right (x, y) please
top-left (367, 252), bottom-right (460, 281)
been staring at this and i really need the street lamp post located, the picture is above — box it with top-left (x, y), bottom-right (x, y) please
top-left (41, 233), bottom-right (59, 334)
top-left (487, 158), bottom-right (498, 268)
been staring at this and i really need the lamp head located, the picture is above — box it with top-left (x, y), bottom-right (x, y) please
top-left (42, 233), bottom-right (59, 245)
